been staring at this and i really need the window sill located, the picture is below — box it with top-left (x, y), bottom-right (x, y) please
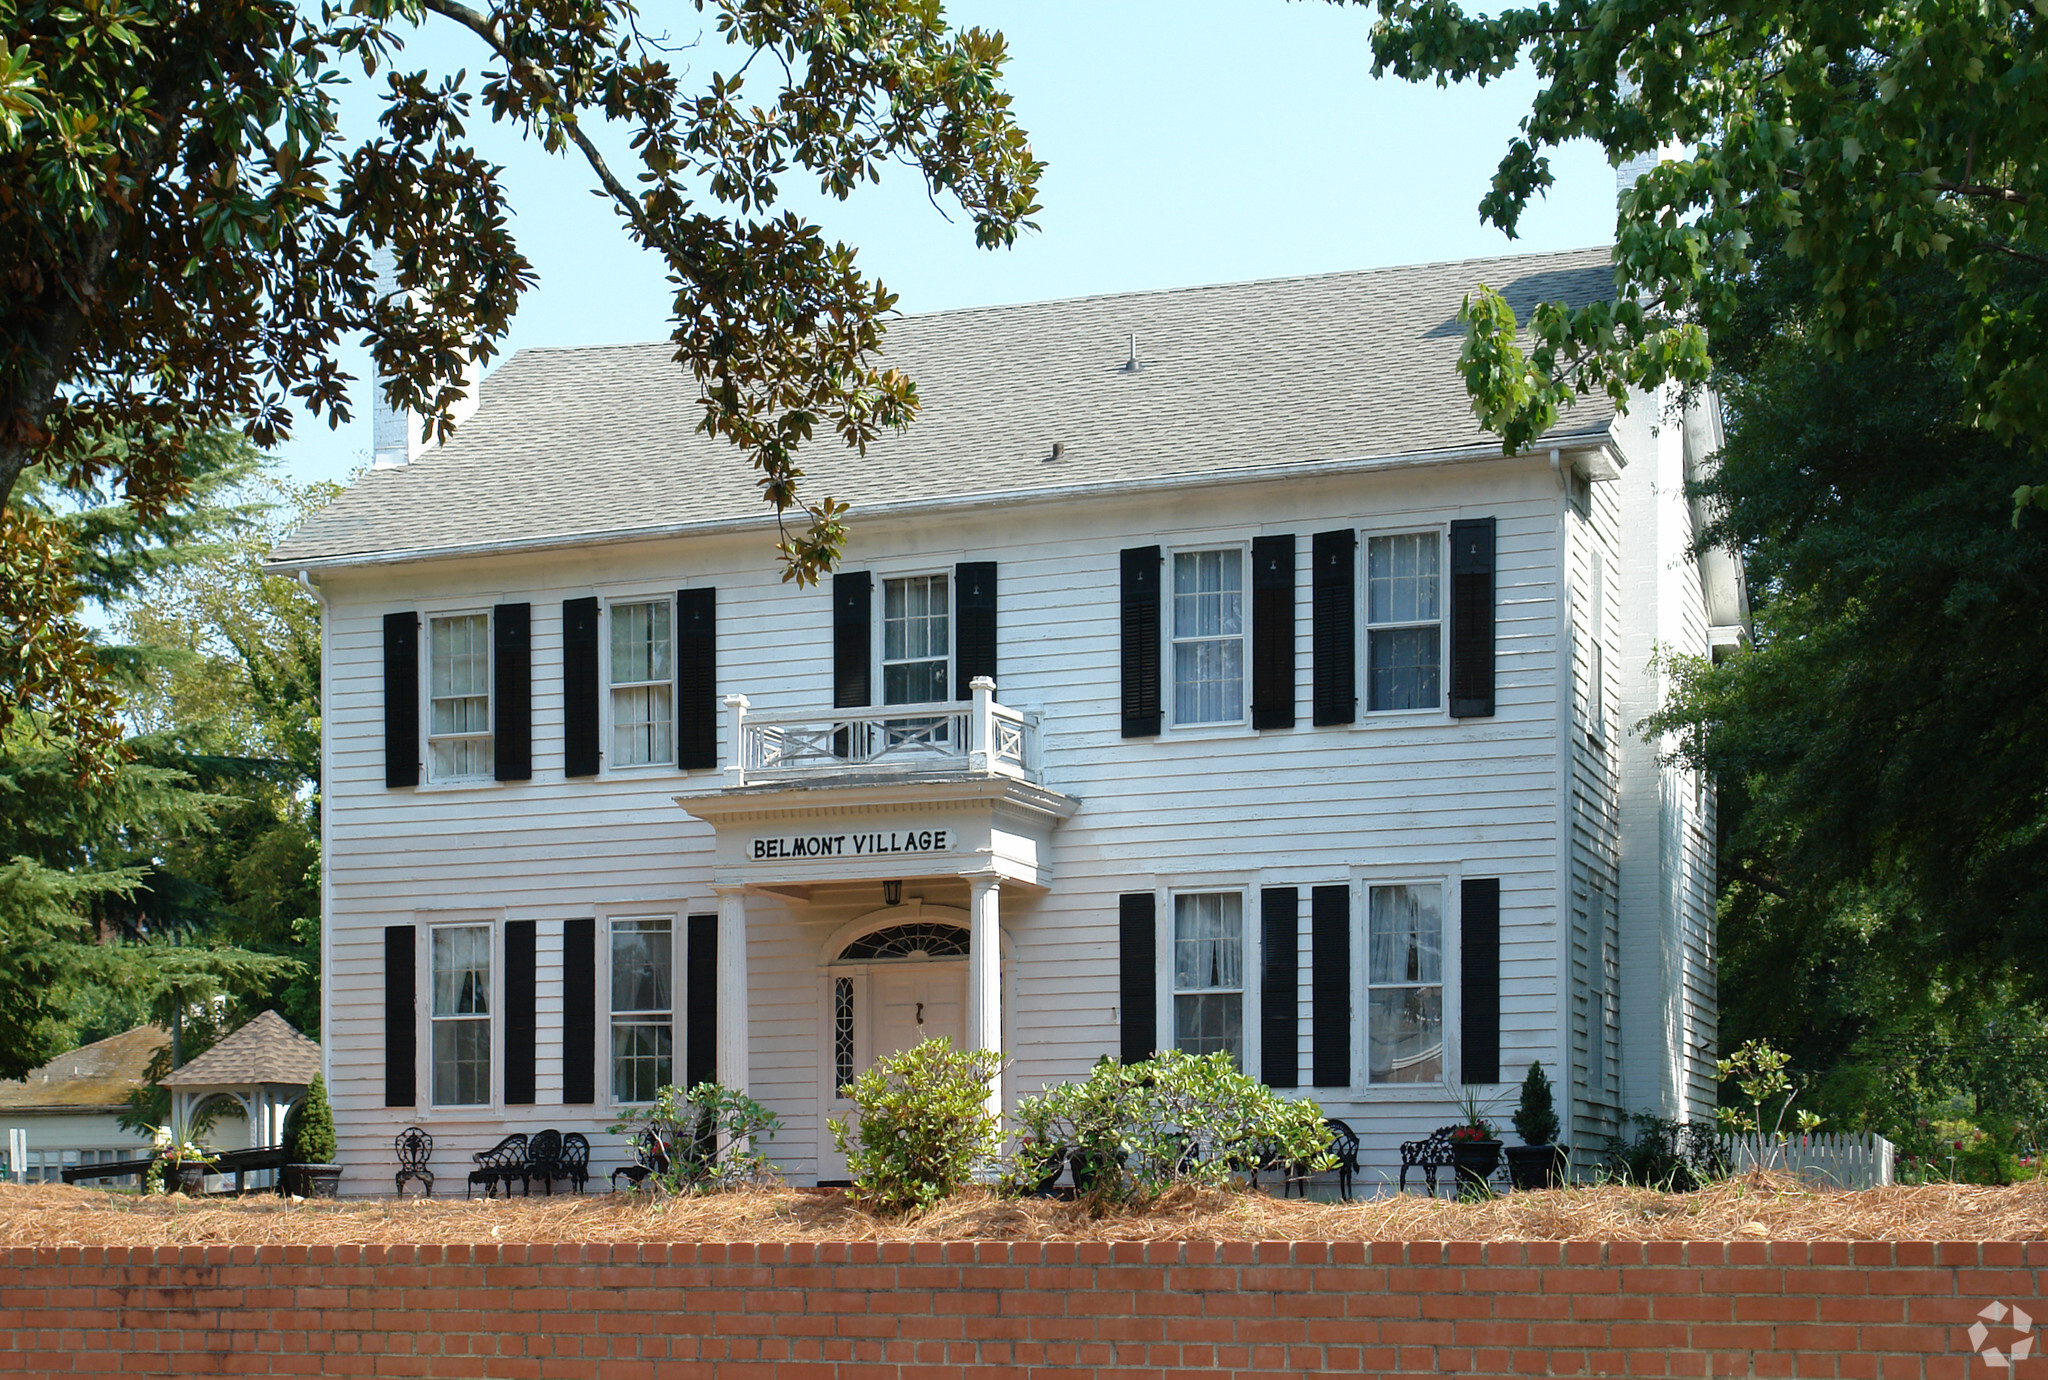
top-left (412, 778), bottom-right (508, 794)
top-left (1350, 708), bottom-right (1453, 728)
top-left (1159, 721), bottom-right (1255, 742)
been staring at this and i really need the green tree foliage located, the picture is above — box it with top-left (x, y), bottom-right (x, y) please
top-left (0, 0), bottom-right (1041, 757)
top-left (1359, 0), bottom-right (2048, 479)
top-left (1646, 244), bottom-right (2048, 1148)
top-left (286, 1073), bottom-right (338, 1165)
top-left (0, 434), bottom-right (310, 1079)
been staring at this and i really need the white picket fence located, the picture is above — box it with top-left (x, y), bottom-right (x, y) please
top-left (1718, 1132), bottom-right (1895, 1188)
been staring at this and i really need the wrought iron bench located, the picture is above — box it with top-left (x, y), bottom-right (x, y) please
top-left (528, 1130), bottom-right (591, 1195)
top-left (1399, 1125), bottom-right (1459, 1197)
top-left (611, 1125), bottom-right (674, 1193)
top-left (467, 1134), bottom-right (529, 1199)
top-left (395, 1127), bottom-right (434, 1197)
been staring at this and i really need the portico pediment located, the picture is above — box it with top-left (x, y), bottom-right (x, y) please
top-left (675, 773), bottom-right (1078, 891)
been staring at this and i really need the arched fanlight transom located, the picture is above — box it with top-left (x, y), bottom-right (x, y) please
top-left (836, 922), bottom-right (970, 962)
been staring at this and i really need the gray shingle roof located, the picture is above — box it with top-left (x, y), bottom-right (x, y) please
top-left (159, 1010), bottom-right (320, 1089)
top-left (272, 246), bottom-right (1618, 567)
top-left (0, 1026), bottom-right (167, 1111)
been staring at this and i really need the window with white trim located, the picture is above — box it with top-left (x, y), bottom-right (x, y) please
top-left (882, 573), bottom-right (950, 748)
top-left (428, 613), bottom-right (493, 780)
top-left (430, 924), bottom-right (492, 1105)
top-left (610, 600), bottom-right (674, 767)
top-left (610, 917), bottom-right (673, 1103)
top-left (1365, 533), bottom-right (1443, 712)
top-left (1366, 884), bottom-right (1443, 1083)
top-left (1173, 891), bottom-right (1244, 1065)
top-left (1171, 548), bottom-right (1245, 725)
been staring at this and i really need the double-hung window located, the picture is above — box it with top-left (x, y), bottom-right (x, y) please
top-left (610, 917), bottom-right (673, 1103)
top-left (428, 613), bottom-right (493, 779)
top-left (1171, 549), bottom-right (1245, 725)
top-left (1366, 884), bottom-right (1443, 1084)
top-left (1173, 891), bottom-right (1244, 1065)
top-left (431, 925), bottom-right (492, 1105)
top-left (610, 600), bottom-right (674, 768)
top-left (881, 573), bottom-right (950, 747)
top-left (1365, 533), bottom-right (1443, 712)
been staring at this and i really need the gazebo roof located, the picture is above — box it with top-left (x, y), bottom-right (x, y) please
top-left (159, 1011), bottom-right (320, 1089)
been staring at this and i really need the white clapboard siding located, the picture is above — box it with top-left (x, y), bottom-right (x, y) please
top-left (308, 448), bottom-right (1720, 1189)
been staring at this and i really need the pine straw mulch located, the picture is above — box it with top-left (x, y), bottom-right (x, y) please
top-left (3, 1175), bottom-right (2047, 1249)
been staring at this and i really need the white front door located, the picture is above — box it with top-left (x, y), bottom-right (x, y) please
top-left (819, 960), bottom-right (967, 1181)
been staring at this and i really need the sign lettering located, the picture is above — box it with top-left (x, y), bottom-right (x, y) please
top-left (751, 828), bottom-right (951, 862)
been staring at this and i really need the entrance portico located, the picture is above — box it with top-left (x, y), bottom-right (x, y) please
top-left (676, 718), bottom-right (1076, 1144)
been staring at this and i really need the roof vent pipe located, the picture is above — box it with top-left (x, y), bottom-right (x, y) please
top-left (1122, 332), bottom-right (1142, 373)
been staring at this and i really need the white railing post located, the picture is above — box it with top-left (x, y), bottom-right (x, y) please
top-left (970, 676), bottom-right (996, 774)
top-left (724, 693), bottom-right (751, 787)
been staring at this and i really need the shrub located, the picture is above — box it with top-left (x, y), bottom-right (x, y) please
top-left (830, 1038), bottom-right (1003, 1214)
top-left (287, 1074), bottom-right (338, 1164)
top-left (1599, 1113), bottom-right (1729, 1190)
top-left (1512, 1062), bottom-right (1561, 1146)
top-left (608, 1081), bottom-right (782, 1194)
top-left (1010, 1050), bottom-right (1334, 1206)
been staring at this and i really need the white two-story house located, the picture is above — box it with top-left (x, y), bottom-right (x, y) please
top-left (270, 245), bottom-right (1740, 1191)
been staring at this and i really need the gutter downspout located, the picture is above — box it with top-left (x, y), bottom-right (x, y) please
top-left (1548, 447), bottom-right (1579, 1169)
top-left (298, 570), bottom-right (333, 1095)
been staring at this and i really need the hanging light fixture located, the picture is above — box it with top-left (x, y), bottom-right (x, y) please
top-left (883, 880), bottom-right (903, 906)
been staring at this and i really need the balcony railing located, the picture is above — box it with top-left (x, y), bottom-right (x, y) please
top-left (726, 677), bottom-right (1041, 787)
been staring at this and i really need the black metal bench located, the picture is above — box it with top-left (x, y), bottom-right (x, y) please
top-left (468, 1134), bottom-right (529, 1199)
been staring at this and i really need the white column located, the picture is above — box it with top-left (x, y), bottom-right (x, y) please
top-left (969, 676), bottom-right (996, 772)
top-left (715, 886), bottom-right (750, 1095)
top-left (967, 876), bottom-right (1003, 1126)
top-left (724, 694), bottom-right (751, 786)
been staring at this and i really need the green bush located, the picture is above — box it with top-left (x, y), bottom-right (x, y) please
top-left (1511, 1062), bottom-right (1561, 1146)
top-left (830, 1038), bottom-right (1003, 1214)
top-left (1010, 1050), bottom-right (1335, 1207)
top-left (287, 1074), bottom-right (337, 1164)
top-left (608, 1081), bottom-right (782, 1194)
top-left (1599, 1114), bottom-right (1729, 1190)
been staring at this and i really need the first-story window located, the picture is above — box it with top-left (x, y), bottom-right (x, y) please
top-left (1173, 891), bottom-right (1244, 1065)
top-left (610, 600), bottom-right (674, 767)
top-left (431, 924), bottom-right (492, 1105)
top-left (428, 612), bottom-right (493, 779)
top-left (610, 917), bottom-right (673, 1102)
top-left (1366, 532), bottom-right (1442, 712)
top-left (1367, 884), bottom-right (1443, 1083)
top-left (1171, 549), bottom-right (1245, 725)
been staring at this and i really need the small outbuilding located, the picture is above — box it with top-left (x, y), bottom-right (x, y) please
top-left (159, 1011), bottom-right (322, 1152)
top-left (0, 1027), bottom-right (165, 1182)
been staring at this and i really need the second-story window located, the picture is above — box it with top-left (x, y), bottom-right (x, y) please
top-left (1366, 532), bottom-right (1443, 712)
top-left (610, 600), bottom-right (673, 767)
top-left (882, 574), bottom-right (949, 704)
top-left (1171, 548), bottom-right (1244, 725)
top-left (428, 613), bottom-right (493, 780)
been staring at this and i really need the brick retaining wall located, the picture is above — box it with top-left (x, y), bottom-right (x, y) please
top-left (1, 1240), bottom-right (2040, 1376)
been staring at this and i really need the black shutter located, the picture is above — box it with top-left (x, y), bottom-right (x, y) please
top-left (955, 561), bottom-right (998, 697)
top-left (1251, 534), bottom-right (1296, 731)
top-left (1118, 892), bottom-right (1157, 1063)
top-left (562, 597), bottom-right (601, 777)
top-left (1312, 529), bottom-right (1357, 726)
top-left (383, 612), bottom-right (419, 788)
top-left (562, 917), bottom-right (596, 1104)
top-left (686, 913), bottom-right (718, 1089)
top-left (1449, 517), bottom-right (1497, 718)
top-left (1461, 878), bottom-right (1502, 1084)
top-left (676, 588), bottom-right (718, 770)
top-left (1260, 887), bottom-right (1298, 1088)
top-left (494, 603), bottom-right (532, 782)
top-left (504, 919), bottom-right (537, 1104)
top-left (1120, 546), bottom-right (1162, 737)
top-left (383, 925), bottom-right (416, 1107)
top-left (1311, 884), bottom-right (1351, 1087)
top-left (833, 572), bottom-right (873, 708)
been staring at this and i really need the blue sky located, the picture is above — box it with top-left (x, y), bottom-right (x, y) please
top-left (280, 0), bottom-right (1615, 486)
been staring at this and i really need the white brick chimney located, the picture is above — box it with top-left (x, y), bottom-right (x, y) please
top-left (370, 247), bottom-right (481, 470)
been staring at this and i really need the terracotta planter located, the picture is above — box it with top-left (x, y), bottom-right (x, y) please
top-left (1448, 1139), bottom-right (1503, 1193)
top-left (289, 1164), bottom-right (343, 1199)
top-left (1504, 1143), bottom-right (1570, 1190)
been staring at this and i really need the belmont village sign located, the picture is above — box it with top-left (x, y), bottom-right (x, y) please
top-left (751, 828), bottom-right (953, 861)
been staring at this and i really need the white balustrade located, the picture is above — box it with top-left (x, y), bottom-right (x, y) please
top-left (725, 681), bottom-right (1041, 786)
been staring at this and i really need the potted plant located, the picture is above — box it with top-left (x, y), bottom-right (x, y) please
top-left (285, 1074), bottom-right (342, 1198)
top-left (1445, 1082), bottom-right (1504, 1193)
top-left (1504, 1061), bottom-right (1569, 1189)
top-left (148, 1126), bottom-right (218, 1196)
